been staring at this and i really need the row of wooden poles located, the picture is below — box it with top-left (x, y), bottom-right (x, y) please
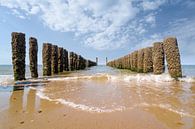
top-left (107, 37), bottom-right (182, 78)
top-left (11, 32), bottom-right (97, 81)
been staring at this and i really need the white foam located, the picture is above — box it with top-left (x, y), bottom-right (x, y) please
top-left (48, 73), bottom-right (195, 84)
top-left (137, 103), bottom-right (195, 118)
top-left (36, 90), bottom-right (195, 117)
top-left (179, 77), bottom-right (195, 82)
top-left (0, 75), bottom-right (14, 85)
top-left (36, 90), bottom-right (125, 113)
top-left (48, 74), bottom-right (113, 81)
top-left (123, 73), bottom-right (174, 83)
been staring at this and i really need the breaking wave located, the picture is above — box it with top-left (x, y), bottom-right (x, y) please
top-left (48, 73), bottom-right (195, 83)
top-left (34, 87), bottom-right (195, 118)
top-left (0, 75), bottom-right (14, 86)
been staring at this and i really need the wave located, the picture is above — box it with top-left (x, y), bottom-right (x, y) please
top-left (48, 73), bottom-right (195, 83)
top-left (34, 88), bottom-right (195, 117)
top-left (35, 88), bottom-right (125, 113)
top-left (48, 73), bottom-right (115, 81)
top-left (137, 103), bottom-right (195, 118)
top-left (0, 75), bottom-right (14, 86)
top-left (1, 72), bottom-right (195, 86)
top-left (179, 76), bottom-right (195, 82)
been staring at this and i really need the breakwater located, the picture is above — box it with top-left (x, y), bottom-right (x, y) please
top-left (107, 37), bottom-right (182, 78)
top-left (11, 32), bottom-right (97, 81)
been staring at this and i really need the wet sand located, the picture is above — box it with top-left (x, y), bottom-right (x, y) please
top-left (0, 84), bottom-right (194, 129)
top-left (0, 66), bottom-right (195, 129)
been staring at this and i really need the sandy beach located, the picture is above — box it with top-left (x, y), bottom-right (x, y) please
top-left (0, 67), bottom-right (195, 129)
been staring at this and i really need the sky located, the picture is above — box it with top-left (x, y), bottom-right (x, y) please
top-left (0, 0), bottom-right (195, 65)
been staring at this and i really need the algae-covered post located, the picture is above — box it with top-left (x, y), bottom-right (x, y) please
top-left (63, 49), bottom-right (69, 71)
top-left (42, 43), bottom-right (52, 76)
top-left (153, 42), bottom-right (165, 74)
top-left (11, 32), bottom-right (26, 81)
top-left (130, 53), bottom-right (133, 71)
top-left (58, 47), bottom-right (64, 72)
top-left (29, 37), bottom-right (38, 78)
top-left (143, 47), bottom-right (153, 73)
top-left (127, 54), bottom-right (131, 70)
top-left (76, 54), bottom-right (80, 70)
top-left (69, 52), bottom-right (74, 71)
top-left (163, 37), bottom-right (182, 78)
top-left (132, 51), bottom-right (138, 71)
top-left (73, 53), bottom-right (77, 70)
top-left (51, 45), bottom-right (58, 74)
top-left (137, 49), bottom-right (144, 73)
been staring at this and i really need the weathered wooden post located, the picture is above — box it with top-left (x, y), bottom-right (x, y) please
top-left (137, 49), bottom-right (144, 73)
top-left (11, 32), bottom-right (26, 81)
top-left (69, 52), bottom-right (74, 71)
top-left (127, 54), bottom-right (131, 70)
top-left (76, 54), bottom-right (79, 70)
top-left (42, 43), bottom-right (52, 76)
top-left (130, 53), bottom-right (133, 71)
top-left (132, 51), bottom-right (138, 71)
top-left (51, 45), bottom-right (58, 74)
top-left (143, 47), bottom-right (153, 73)
top-left (73, 53), bottom-right (77, 70)
top-left (63, 49), bottom-right (69, 71)
top-left (153, 42), bottom-right (165, 74)
top-left (29, 37), bottom-right (38, 78)
top-left (163, 37), bottom-right (182, 78)
top-left (58, 47), bottom-right (64, 72)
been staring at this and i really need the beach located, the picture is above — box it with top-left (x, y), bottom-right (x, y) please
top-left (0, 65), bottom-right (195, 129)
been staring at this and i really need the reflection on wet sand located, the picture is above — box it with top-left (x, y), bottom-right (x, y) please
top-left (26, 88), bottom-right (36, 113)
top-left (9, 87), bottom-right (24, 114)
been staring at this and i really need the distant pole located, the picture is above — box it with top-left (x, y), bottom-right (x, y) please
top-left (11, 32), bottom-right (26, 81)
top-left (106, 57), bottom-right (108, 65)
top-left (96, 57), bottom-right (98, 65)
top-left (29, 37), bottom-right (38, 78)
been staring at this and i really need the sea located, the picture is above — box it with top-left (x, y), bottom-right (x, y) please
top-left (0, 65), bottom-right (195, 86)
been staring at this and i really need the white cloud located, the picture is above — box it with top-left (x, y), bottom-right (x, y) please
top-left (145, 13), bottom-right (156, 27)
top-left (165, 18), bottom-right (195, 55)
top-left (134, 33), bottom-right (163, 50)
top-left (0, 0), bottom-right (165, 50)
top-left (141, 0), bottom-right (166, 10)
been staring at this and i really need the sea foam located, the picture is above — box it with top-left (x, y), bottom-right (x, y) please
top-left (48, 73), bottom-right (195, 83)
top-left (35, 88), bottom-right (126, 113)
top-left (0, 75), bottom-right (14, 86)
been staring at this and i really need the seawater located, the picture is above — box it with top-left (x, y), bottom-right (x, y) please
top-left (0, 65), bottom-right (195, 85)
top-left (0, 65), bottom-right (42, 85)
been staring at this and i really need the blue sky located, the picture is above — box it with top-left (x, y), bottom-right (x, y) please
top-left (0, 0), bottom-right (195, 65)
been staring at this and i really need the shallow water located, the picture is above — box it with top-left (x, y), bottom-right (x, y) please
top-left (0, 66), bottom-right (195, 129)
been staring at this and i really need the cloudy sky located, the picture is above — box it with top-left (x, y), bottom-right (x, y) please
top-left (0, 0), bottom-right (195, 65)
